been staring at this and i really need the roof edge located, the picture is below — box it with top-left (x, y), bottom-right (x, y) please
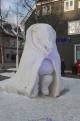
top-left (20, 0), bottom-right (58, 26)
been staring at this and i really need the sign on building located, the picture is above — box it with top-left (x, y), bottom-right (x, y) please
top-left (68, 20), bottom-right (80, 35)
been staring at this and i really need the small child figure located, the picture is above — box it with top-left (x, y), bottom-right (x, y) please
top-left (39, 58), bottom-right (53, 95)
top-left (30, 57), bottom-right (54, 97)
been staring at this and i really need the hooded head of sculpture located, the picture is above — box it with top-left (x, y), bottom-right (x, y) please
top-left (26, 24), bottom-right (56, 55)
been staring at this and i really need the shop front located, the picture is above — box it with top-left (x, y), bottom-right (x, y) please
top-left (61, 20), bottom-right (80, 73)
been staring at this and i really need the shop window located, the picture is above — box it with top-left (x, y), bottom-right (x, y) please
top-left (42, 4), bottom-right (51, 15)
top-left (64, 0), bottom-right (74, 12)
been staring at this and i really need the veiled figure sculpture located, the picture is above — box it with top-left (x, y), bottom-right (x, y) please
top-left (0, 24), bottom-right (61, 98)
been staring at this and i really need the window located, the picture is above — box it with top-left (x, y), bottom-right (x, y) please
top-left (64, 0), bottom-right (74, 12)
top-left (78, 1), bottom-right (80, 8)
top-left (70, 1), bottom-right (73, 6)
top-left (42, 4), bottom-right (51, 15)
top-left (10, 39), bottom-right (15, 47)
top-left (65, 1), bottom-right (69, 9)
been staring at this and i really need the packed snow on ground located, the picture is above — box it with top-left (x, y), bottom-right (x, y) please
top-left (0, 77), bottom-right (80, 121)
top-left (7, 68), bottom-right (16, 71)
top-left (0, 72), bottom-right (15, 78)
top-left (0, 68), bottom-right (16, 78)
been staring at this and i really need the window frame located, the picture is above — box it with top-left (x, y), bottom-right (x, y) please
top-left (78, 1), bottom-right (80, 8)
top-left (64, 0), bottom-right (75, 12)
top-left (42, 4), bottom-right (52, 15)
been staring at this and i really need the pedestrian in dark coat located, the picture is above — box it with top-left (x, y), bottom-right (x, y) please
top-left (61, 59), bottom-right (66, 75)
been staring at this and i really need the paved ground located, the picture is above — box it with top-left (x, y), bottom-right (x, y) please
top-left (0, 68), bottom-right (80, 82)
top-left (0, 75), bottom-right (10, 81)
top-left (0, 75), bottom-right (80, 121)
top-left (0, 68), bottom-right (16, 81)
top-left (63, 73), bottom-right (80, 79)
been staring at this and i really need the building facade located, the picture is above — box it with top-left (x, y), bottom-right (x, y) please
top-left (0, 20), bottom-right (23, 68)
top-left (21, 0), bottom-right (80, 72)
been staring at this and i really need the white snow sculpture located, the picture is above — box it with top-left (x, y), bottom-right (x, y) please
top-left (0, 24), bottom-right (61, 97)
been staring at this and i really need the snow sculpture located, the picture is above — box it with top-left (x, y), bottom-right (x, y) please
top-left (0, 24), bottom-right (61, 97)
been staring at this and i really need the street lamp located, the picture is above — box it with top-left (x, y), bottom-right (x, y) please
top-left (16, 0), bottom-right (19, 70)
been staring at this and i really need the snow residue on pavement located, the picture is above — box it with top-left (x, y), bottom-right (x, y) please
top-left (0, 77), bottom-right (80, 121)
top-left (0, 72), bottom-right (15, 78)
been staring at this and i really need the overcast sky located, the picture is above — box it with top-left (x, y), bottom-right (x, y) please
top-left (1, 0), bottom-right (33, 24)
top-left (1, 0), bottom-right (16, 23)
